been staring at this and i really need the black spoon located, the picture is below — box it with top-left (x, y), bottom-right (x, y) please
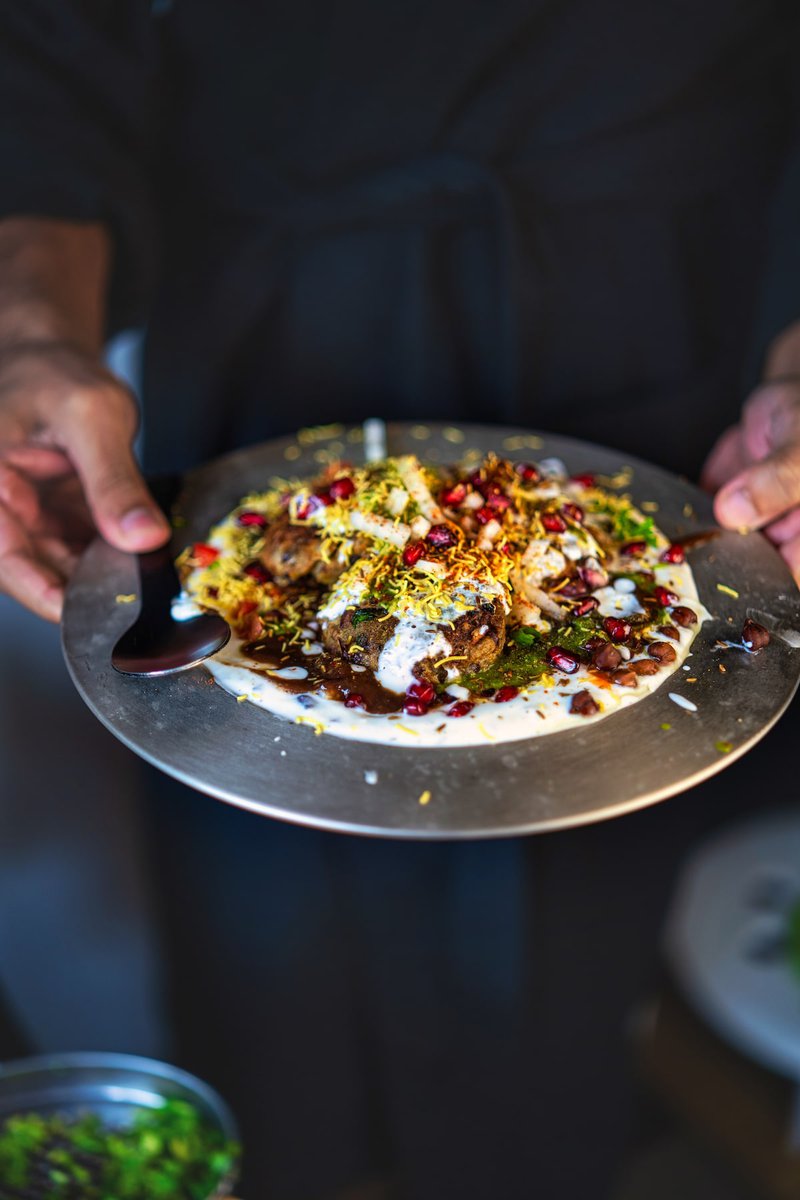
top-left (111, 476), bottom-right (230, 676)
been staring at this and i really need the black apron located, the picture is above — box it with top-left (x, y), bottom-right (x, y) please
top-left (136, 7), bottom-right (799, 1196)
top-left (1, 1), bottom-right (798, 1195)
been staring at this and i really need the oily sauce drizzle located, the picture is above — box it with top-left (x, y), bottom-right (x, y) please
top-left (243, 635), bottom-right (405, 714)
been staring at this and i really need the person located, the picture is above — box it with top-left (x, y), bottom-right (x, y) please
top-left (0, 4), bottom-right (799, 1196)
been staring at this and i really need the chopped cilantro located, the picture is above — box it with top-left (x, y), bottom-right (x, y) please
top-left (352, 607), bottom-right (386, 625)
top-left (587, 495), bottom-right (659, 548)
top-left (612, 510), bottom-right (658, 547)
top-left (0, 1099), bottom-right (239, 1199)
top-left (511, 627), bottom-right (539, 647)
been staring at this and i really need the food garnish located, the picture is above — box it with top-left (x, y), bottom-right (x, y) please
top-left (741, 618), bottom-right (770, 652)
top-left (0, 1099), bottom-right (238, 1199)
top-left (177, 453), bottom-right (711, 745)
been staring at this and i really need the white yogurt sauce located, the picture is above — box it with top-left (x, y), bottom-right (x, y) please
top-left (192, 501), bottom-right (708, 748)
top-left (375, 619), bottom-right (452, 694)
top-left (207, 589), bottom-right (702, 748)
top-left (316, 561), bottom-right (372, 621)
top-left (594, 586), bottom-right (645, 618)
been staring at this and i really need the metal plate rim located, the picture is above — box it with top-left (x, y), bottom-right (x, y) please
top-left (62, 422), bottom-right (800, 839)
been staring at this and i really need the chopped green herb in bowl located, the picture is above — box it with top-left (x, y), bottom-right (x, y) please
top-left (0, 1098), bottom-right (239, 1199)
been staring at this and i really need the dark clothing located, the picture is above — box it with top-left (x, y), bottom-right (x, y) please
top-left (1, 3), bottom-right (799, 477)
top-left (2, 3), bottom-right (800, 1198)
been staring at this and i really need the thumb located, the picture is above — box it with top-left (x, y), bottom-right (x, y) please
top-left (52, 386), bottom-right (171, 551)
top-left (715, 383), bottom-right (800, 531)
top-left (714, 440), bottom-right (800, 531)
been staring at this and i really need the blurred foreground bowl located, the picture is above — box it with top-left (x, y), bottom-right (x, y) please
top-left (0, 1050), bottom-right (239, 1198)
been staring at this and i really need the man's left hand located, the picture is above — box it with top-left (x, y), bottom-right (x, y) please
top-left (702, 322), bottom-right (800, 588)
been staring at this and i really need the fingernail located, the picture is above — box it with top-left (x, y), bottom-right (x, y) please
top-left (119, 506), bottom-right (168, 537)
top-left (718, 487), bottom-right (756, 530)
top-left (43, 585), bottom-right (64, 622)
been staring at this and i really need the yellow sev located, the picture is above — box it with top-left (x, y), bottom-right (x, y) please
top-left (180, 451), bottom-right (667, 666)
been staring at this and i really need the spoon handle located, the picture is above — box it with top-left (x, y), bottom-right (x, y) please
top-left (134, 474), bottom-right (184, 626)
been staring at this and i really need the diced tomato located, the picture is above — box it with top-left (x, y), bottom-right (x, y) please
top-left (192, 542), bottom-right (219, 566)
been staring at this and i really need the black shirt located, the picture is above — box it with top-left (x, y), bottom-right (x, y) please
top-left (1, 1), bottom-right (799, 477)
top-left (3, 8), bottom-right (800, 1197)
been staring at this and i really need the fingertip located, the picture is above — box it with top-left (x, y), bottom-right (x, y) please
top-left (107, 506), bottom-right (172, 552)
top-left (713, 484), bottom-right (757, 533)
top-left (41, 583), bottom-right (64, 623)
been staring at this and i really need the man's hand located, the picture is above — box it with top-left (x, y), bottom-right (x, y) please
top-left (0, 340), bottom-right (170, 621)
top-left (702, 320), bottom-right (800, 586)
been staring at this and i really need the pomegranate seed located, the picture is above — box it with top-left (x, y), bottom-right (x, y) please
top-left (546, 646), bottom-right (579, 673)
top-left (487, 492), bottom-right (511, 513)
top-left (440, 482), bottom-right (467, 506)
top-left (603, 616), bottom-right (631, 642)
top-left (447, 701), bottom-right (475, 718)
top-left (244, 562), bottom-right (271, 584)
top-left (494, 686), bottom-right (519, 703)
top-left (475, 505), bottom-right (495, 525)
top-left (584, 635), bottom-right (605, 653)
top-left (499, 542), bottom-right (514, 557)
top-left (515, 463), bottom-right (540, 483)
top-left (671, 606), bottom-right (697, 628)
top-left (542, 512), bottom-right (567, 533)
top-left (562, 502), bottom-right (584, 524)
top-left (407, 680), bottom-right (436, 705)
top-left (653, 585), bottom-right (679, 607)
top-left (661, 543), bottom-right (685, 564)
top-left (622, 540), bottom-right (647, 556)
top-left (238, 510), bottom-right (267, 527)
top-left (238, 599), bottom-right (257, 616)
top-left (573, 596), bottom-right (599, 617)
top-left (403, 698), bottom-right (429, 717)
top-left (345, 693), bottom-right (365, 709)
top-left (403, 541), bottom-right (426, 566)
top-left (427, 524), bottom-right (458, 547)
top-left (468, 471), bottom-right (487, 495)
top-left (742, 618), bottom-right (770, 651)
top-left (329, 476), bottom-right (356, 500)
top-left (571, 473), bottom-right (595, 488)
top-left (559, 579), bottom-right (589, 599)
top-left (192, 542), bottom-right (219, 566)
top-left (571, 689), bottom-right (599, 716)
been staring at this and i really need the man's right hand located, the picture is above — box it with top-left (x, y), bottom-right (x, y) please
top-left (0, 340), bottom-right (170, 622)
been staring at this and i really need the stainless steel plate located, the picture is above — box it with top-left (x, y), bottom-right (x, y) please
top-left (62, 423), bottom-right (800, 839)
top-left (0, 1051), bottom-right (239, 1199)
